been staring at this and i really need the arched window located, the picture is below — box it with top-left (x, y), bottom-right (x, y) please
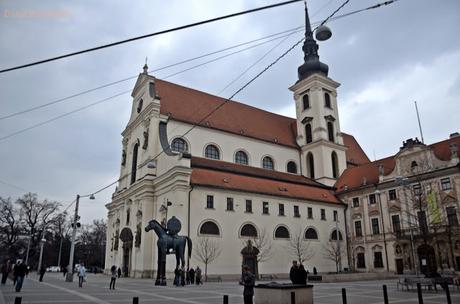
top-left (240, 224), bottom-right (258, 237)
top-left (305, 123), bottom-right (312, 144)
top-left (205, 144), bottom-right (220, 160)
top-left (235, 151), bottom-right (248, 165)
top-left (331, 229), bottom-right (343, 241)
top-left (274, 226), bottom-right (290, 239)
top-left (305, 228), bottom-right (318, 239)
top-left (307, 152), bottom-right (315, 179)
top-left (131, 142), bottom-right (139, 185)
top-left (137, 99), bottom-right (143, 113)
top-left (199, 221), bottom-right (220, 236)
top-left (287, 161), bottom-right (297, 174)
top-left (327, 122), bottom-right (334, 142)
top-left (262, 156), bottom-right (274, 170)
top-left (324, 92), bottom-right (331, 108)
top-left (302, 94), bottom-right (310, 110)
top-left (171, 138), bottom-right (188, 153)
top-left (331, 151), bottom-right (339, 178)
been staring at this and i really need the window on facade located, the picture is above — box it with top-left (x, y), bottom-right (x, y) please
top-left (245, 200), bottom-right (252, 213)
top-left (371, 218), bottom-right (380, 235)
top-left (226, 197), bottom-right (234, 211)
top-left (126, 209), bottom-right (130, 226)
top-left (355, 221), bottom-right (362, 237)
top-left (327, 122), bottom-right (334, 142)
top-left (333, 210), bottom-right (338, 222)
top-left (441, 178), bottom-right (452, 191)
top-left (307, 207), bottom-right (313, 219)
top-left (235, 151), bottom-right (248, 165)
top-left (388, 189), bottom-right (397, 201)
top-left (352, 197), bottom-right (360, 208)
top-left (447, 207), bottom-right (459, 226)
top-left (274, 226), bottom-right (290, 239)
top-left (321, 208), bottom-right (326, 220)
top-left (262, 202), bottom-right (269, 215)
top-left (279, 204), bottom-right (285, 216)
top-left (262, 156), bottom-right (274, 170)
top-left (357, 253), bottom-right (366, 268)
top-left (369, 194), bottom-right (376, 205)
top-left (324, 92), bottom-right (331, 108)
top-left (294, 205), bottom-right (300, 217)
top-left (240, 224), bottom-right (257, 237)
top-left (206, 195), bottom-right (214, 209)
top-left (199, 221), bottom-right (220, 236)
top-left (305, 124), bottom-right (313, 144)
top-left (131, 142), bottom-right (139, 185)
top-left (392, 214), bottom-right (401, 233)
top-left (331, 229), bottom-right (343, 240)
top-left (287, 161), bottom-right (297, 174)
top-left (137, 99), bottom-right (143, 113)
top-left (418, 211), bottom-right (428, 234)
top-left (305, 228), bottom-right (318, 239)
top-left (171, 138), bottom-right (188, 153)
top-left (302, 94), bottom-right (310, 110)
top-left (331, 152), bottom-right (339, 178)
top-left (374, 252), bottom-right (384, 268)
top-left (205, 145), bottom-right (220, 160)
top-left (413, 184), bottom-right (422, 195)
top-left (307, 153), bottom-right (315, 179)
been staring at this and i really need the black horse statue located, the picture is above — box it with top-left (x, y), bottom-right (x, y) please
top-left (145, 217), bottom-right (192, 285)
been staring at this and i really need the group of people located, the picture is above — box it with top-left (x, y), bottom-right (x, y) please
top-left (289, 260), bottom-right (308, 285)
top-left (0, 259), bottom-right (29, 292)
top-left (173, 266), bottom-right (202, 286)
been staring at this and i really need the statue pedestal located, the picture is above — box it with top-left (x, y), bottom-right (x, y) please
top-left (255, 283), bottom-right (313, 304)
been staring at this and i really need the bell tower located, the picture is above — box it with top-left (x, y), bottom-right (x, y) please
top-left (289, 3), bottom-right (346, 186)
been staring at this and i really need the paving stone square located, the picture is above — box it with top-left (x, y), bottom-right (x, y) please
top-left (0, 273), bottom-right (458, 304)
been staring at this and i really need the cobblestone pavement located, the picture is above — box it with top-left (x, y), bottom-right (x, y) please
top-left (0, 273), bottom-right (458, 304)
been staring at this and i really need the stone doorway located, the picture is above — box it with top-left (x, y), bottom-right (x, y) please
top-left (417, 244), bottom-right (436, 275)
top-left (395, 259), bottom-right (404, 274)
top-left (120, 227), bottom-right (133, 277)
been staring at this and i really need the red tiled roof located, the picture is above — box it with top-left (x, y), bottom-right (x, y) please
top-left (335, 136), bottom-right (460, 192)
top-left (191, 168), bottom-right (342, 204)
top-left (154, 79), bottom-right (368, 165)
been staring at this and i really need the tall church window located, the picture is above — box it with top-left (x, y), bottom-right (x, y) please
top-left (205, 144), bottom-right (220, 160)
top-left (262, 156), bottom-right (274, 170)
top-left (235, 150), bottom-right (248, 165)
top-left (240, 223), bottom-right (258, 237)
top-left (137, 99), bottom-right (143, 113)
top-left (287, 161), bottom-right (297, 174)
top-left (327, 122), bottom-right (334, 142)
top-left (331, 151), bottom-right (339, 178)
top-left (171, 138), bottom-right (188, 153)
top-left (307, 152), bottom-right (315, 179)
top-left (324, 92), bottom-right (331, 108)
top-left (302, 94), bottom-right (310, 110)
top-left (131, 142), bottom-right (139, 185)
top-left (305, 123), bottom-right (312, 144)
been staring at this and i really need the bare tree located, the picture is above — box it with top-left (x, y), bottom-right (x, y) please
top-left (0, 197), bottom-right (22, 255)
top-left (288, 228), bottom-right (314, 264)
top-left (193, 237), bottom-right (221, 281)
top-left (251, 227), bottom-right (273, 263)
top-left (76, 219), bottom-right (107, 269)
top-left (322, 241), bottom-right (344, 273)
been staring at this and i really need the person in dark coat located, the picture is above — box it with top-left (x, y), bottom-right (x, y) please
top-left (313, 267), bottom-right (317, 275)
top-left (15, 261), bottom-right (28, 292)
top-left (180, 267), bottom-right (185, 286)
top-left (117, 267), bottom-right (121, 278)
top-left (186, 268), bottom-right (190, 285)
top-left (195, 266), bottom-right (202, 285)
top-left (174, 268), bottom-right (180, 286)
top-left (298, 264), bottom-right (307, 285)
top-left (1, 259), bottom-right (11, 285)
top-left (109, 265), bottom-right (117, 290)
top-left (289, 261), bottom-right (300, 284)
top-left (62, 266), bottom-right (68, 277)
top-left (189, 267), bottom-right (195, 284)
top-left (39, 266), bottom-right (46, 282)
top-left (240, 265), bottom-right (255, 304)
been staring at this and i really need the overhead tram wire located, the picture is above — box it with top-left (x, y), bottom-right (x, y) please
top-left (69, 0), bottom-right (354, 200)
top-left (0, 0), bottom-right (303, 74)
top-left (0, 0), bottom-right (400, 121)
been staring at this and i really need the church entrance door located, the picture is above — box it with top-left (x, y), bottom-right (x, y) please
top-left (120, 227), bottom-right (133, 277)
top-left (417, 244), bottom-right (436, 275)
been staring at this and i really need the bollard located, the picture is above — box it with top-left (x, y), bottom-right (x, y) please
top-left (342, 288), bottom-right (347, 304)
top-left (290, 291), bottom-right (295, 304)
top-left (416, 283), bottom-right (423, 304)
top-left (14, 297), bottom-right (22, 304)
top-left (444, 283), bottom-right (451, 304)
top-left (383, 284), bottom-right (389, 304)
top-left (132, 297), bottom-right (139, 304)
top-left (223, 294), bottom-right (229, 304)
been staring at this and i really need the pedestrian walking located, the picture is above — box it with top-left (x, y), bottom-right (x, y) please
top-left (195, 266), bottom-right (202, 285)
top-left (189, 267), bottom-right (195, 284)
top-left (117, 267), bottom-right (121, 278)
top-left (1, 259), bottom-right (11, 285)
top-left (78, 264), bottom-right (86, 288)
top-left (39, 266), bottom-right (46, 282)
top-left (109, 265), bottom-right (117, 290)
top-left (14, 260), bottom-right (28, 292)
top-left (313, 266), bottom-right (317, 275)
top-left (240, 265), bottom-right (255, 304)
top-left (62, 266), bottom-right (68, 277)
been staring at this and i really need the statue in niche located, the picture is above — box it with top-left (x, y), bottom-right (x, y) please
top-left (142, 130), bottom-right (149, 149)
top-left (114, 230), bottom-right (119, 250)
top-left (121, 150), bottom-right (126, 166)
top-left (110, 237), bottom-right (114, 251)
top-left (135, 224), bottom-right (142, 247)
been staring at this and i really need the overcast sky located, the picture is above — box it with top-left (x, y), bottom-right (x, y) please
top-left (1, 0), bottom-right (459, 223)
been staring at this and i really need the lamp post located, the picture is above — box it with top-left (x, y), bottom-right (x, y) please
top-left (65, 193), bottom-right (95, 282)
top-left (375, 190), bottom-right (390, 271)
top-left (25, 228), bottom-right (34, 265)
top-left (37, 238), bottom-right (46, 273)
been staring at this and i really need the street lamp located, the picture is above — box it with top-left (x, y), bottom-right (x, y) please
top-left (37, 238), bottom-right (46, 273)
top-left (65, 193), bottom-right (95, 282)
top-left (375, 190), bottom-right (389, 271)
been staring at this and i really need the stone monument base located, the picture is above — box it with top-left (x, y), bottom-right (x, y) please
top-left (255, 283), bottom-right (313, 304)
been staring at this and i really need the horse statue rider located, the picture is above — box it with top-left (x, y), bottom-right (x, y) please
top-left (145, 216), bottom-right (192, 285)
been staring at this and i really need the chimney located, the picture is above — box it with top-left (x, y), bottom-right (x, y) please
top-left (449, 132), bottom-right (459, 138)
top-left (450, 142), bottom-right (458, 164)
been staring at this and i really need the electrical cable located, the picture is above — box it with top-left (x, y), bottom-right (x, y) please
top-left (0, 0), bottom-right (302, 74)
